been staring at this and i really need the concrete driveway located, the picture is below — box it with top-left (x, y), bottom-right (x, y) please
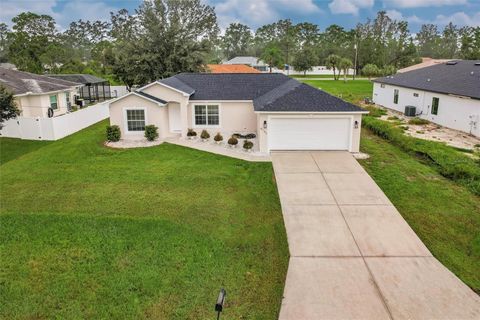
top-left (272, 151), bottom-right (480, 319)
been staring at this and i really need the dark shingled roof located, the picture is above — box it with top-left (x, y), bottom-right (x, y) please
top-left (155, 73), bottom-right (364, 112)
top-left (47, 74), bottom-right (107, 84)
top-left (373, 60), bottom-right (480, 100)
top-left (0, 67), bottom-right (79, 95)
top-left (135, 91), bottom-right (167, 104)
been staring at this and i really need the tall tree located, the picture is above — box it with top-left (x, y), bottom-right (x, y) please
top-left (338, 58), bottom-right (353, 82)
top-left (459, 26), bottom-right (480, 59)
top-left (260, 44), bottom-right (283, 73)
top-left (325, 54), bottom-right (342, 80)
top-left (221, 23), bottom-right (253, 60)
top-left (292, 47), bottom-right (317, 75)
top-left (111, 0), bottom-right (219, 87)
top-left (416, 24), bottom-right (440, 58)
top-left (8, 12), bottom-right (58, 73)
top-left (0, 23), bottom-right (11, 63)
top-left (440, 22), bottom-right (459, 58)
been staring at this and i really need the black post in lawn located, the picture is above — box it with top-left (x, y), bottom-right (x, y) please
top-left (215, 288), bottom-right (226, 320)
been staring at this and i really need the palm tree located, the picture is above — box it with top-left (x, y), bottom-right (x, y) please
top-left (338, 58), bottom-right (353, 83)
top-left (325, 54), bottom-right (341, 80)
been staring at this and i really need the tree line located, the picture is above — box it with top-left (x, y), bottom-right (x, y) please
top-left (0, 0), bottom-right (478, 89)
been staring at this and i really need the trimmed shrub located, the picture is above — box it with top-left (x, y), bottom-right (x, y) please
top-left (243, 140), bottom-right (253, 150)
top-left (106, 125), bottom-right (121, 142)
top-left (144, 125), bottom-right (159, 141)
top-left (387, 116), bottom-right (400, 121)
top-left (214, 132), bottom-right (223, 142)
top-left (228, 136), bottom-right (238, 146)
top-left (408, 117), bottom-right (430, 125)
top-left (187, 128), bottom-right (197, 137)
top-left (363, 116), bottom-right (480, 195)
top-left (200, 129), bottom-right (210, 140)
top-left (363, 106), bottom-right (387, 118)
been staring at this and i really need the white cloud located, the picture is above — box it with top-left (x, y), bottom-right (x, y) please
top-left (435, 11), bottom-right (480, 27)
top-left (0, 0), bottom-right (117, 30)
top-left (213, 0), bottom-right (321, 29)
top-left (383, 0), bottom-right (467, 8)
top-left (328, 0), bottom-right (374, 15)
top-left (386, 9), bottom-right (424, 24)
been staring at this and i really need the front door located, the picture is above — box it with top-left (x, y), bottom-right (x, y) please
top-left (169, 103), bottom-right (182, 132)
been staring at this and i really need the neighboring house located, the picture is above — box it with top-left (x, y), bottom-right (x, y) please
top-left (0, 67), bottom-right (79, 118)
top-left (372, 60), bottom-right (480, 137)
top-left (48, 74), bottom-right (112, 103)
top-left (207, 64), bottom-right (260, 73)
top-left (397, 57), bottom-right (451, 73)
top-left (109, 73), bottom-right (367, 153)
top-left (275, 65), bottom-right (354, 76)
top-left (224, 56), bottom-right (269, 72)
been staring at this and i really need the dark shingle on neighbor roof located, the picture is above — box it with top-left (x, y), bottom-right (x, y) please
top-left (135, 91), bottom-right (167, 104)
top-left (47, 74), bottom-right (107, 84)
top-left (0, 67), bottom-right (79, 95)
top-left (154, 73), bottom-right (365, 112)
top-left (373, 60), bottom-right (480, 99)
top-left (159, 76), bottom-right (195, 95)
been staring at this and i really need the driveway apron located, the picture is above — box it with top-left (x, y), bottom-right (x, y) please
top-left (272, 151), bottom-right (480, 320)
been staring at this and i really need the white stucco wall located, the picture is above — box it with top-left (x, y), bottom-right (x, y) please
top-left (16, 90), bottom-right (75, 118)
top-left (187, 101), bottom-right (257, 137)
top-left (109, 94), bottom-right (172, 140)
top-left (373, 82), bottom-right (480, 137)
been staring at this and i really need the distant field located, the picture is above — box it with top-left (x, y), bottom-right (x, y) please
top-left (301, 79), bottom-right (373, 103)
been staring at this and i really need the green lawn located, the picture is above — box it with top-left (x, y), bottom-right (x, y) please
top-left (0, 121), bottom-right (289, 319)
top-left (359, 130), bottom-right (480, 293)
top-left (301, 79), bottom-right (373, 103)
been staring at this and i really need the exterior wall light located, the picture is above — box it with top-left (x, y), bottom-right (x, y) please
top-left (263, 120), bottom-right (267, 129)
top-left (354, 120), bottom-right (359, 129)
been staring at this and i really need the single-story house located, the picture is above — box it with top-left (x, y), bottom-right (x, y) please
top-left (47, 74), bottom-right (112, 103)
top-left (275, 65), bottom-right (355, 76)
top-left (0, 67), bottom-right (79, 118)
top-left (207, 64), bottom-right (260, 73)
top-left (372, 60), bottom-right (480, 137)
top-left (224, 56), bottom-right (269, 72)
top-left (108, 73), bottom-right (367, 153)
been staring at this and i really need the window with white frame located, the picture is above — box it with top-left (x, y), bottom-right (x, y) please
top-left (49, 95), bottom-right (58, 109)
top-left (126, 109), bottom-right (146, 131)
top-left (194, 105), bottom-right (219, 126)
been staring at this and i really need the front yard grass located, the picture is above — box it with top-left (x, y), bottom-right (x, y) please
top-left (359, 129), bottom-right (480, 293)
top-left (0, 121), bottom-right (289, 319)
top-left (301, 79), bottom-right (373, 104)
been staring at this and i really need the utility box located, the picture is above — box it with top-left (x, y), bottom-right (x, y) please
top-left (404, 105), bottom-right (416, 117)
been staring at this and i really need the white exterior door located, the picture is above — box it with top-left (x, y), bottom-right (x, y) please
top-left (168, 104), bottom-right (182, 132)
top-left (268, 117), bottom-right (352, 151)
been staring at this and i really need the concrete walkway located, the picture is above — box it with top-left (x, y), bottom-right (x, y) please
top-left (272, 151), bottom-right (480, 319)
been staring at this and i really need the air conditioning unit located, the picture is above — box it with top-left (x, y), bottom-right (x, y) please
top-left (404, 105), bottom-right (416, 117)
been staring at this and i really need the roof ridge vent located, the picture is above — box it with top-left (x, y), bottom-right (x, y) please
top-left (446, 61), bottom-right (457, 65)
top-left (475, 62), bottom-right (480, 66)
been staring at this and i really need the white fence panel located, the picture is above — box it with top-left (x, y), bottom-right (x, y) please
top-left (50, 103), bottom-right (109, 139)
top-left (0, 102), bottom-right (109, 141)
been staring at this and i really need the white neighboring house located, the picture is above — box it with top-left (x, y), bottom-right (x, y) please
top-left (223, 56), bottom-right (269, 72)
top-left (0, 68), bottom-right (109, 140)
top-left (372, 60), bottom-right (480, 138)
top-left (274, 65), bottom-right (355, 76)
top-left (0, 67), bottom-right (79, 118)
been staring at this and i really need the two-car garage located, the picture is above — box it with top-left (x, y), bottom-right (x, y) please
top-left (266, 116), bottom-right (360, 152)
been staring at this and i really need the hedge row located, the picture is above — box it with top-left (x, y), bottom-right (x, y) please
top-left (363, 116), bottom-right (480, 195)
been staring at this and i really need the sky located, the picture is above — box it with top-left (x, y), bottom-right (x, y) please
top-left (1, 0), bottom-right (479, 32)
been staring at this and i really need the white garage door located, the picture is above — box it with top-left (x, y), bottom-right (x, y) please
top-left (268, 117), bottom-right (351, 151)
